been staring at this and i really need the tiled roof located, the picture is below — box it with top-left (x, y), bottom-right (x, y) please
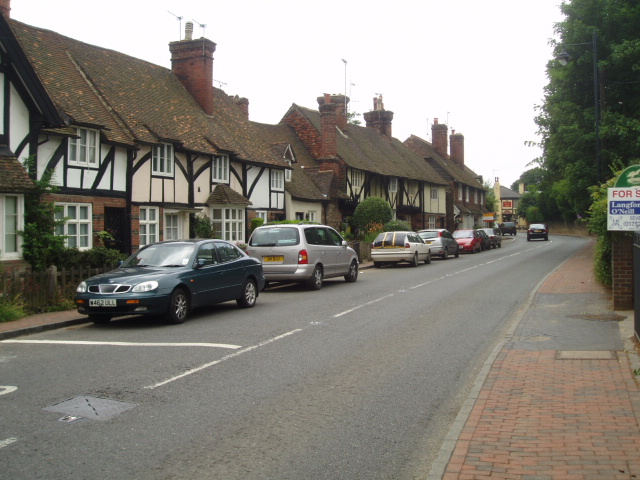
top-left (251, 121), bottom-right (346, 201)
top-left (8, 19), bottom-right (285, 168)
top-left (500, 185), bottom-right (522, 199)
top-left (206, 184), bottom-right (252, 205)
top-left (0, 156), bottom-right (34, 193)
top-left (287, 105), bottom-right (448, 185)
top-left (404, 134), bottom-right (484, 188)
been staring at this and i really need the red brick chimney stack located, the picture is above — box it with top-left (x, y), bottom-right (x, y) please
top-left (363, 95), bottom-right (394, 139)
top-left (450, 131), bottom-right (465, 168)
top-left (431, 118), bottom-right (448, 158)
top-left (0, 0), bottom-right (10, 18)
top-left (169, 21), bottom-right (217, 116)
top-left (318, 93), bottom-right (339, 158)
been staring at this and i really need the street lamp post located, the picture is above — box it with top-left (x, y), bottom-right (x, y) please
top-left (556, 31), bottom-right (601, 183)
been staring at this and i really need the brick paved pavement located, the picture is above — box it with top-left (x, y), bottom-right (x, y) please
top-left (430, 238), bottom-right (640, 480)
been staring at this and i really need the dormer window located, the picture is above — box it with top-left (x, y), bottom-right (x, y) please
top-left (69, 127), bottom-right (98, 167)
top-left (213, 154), bottom-right (229, 183)
top-left (152, 143), bottom-right (174, 177)
top-left (271, 170), bottom-right (284, 190)
top-left (351, 169), bottom-right (364, 188)
top-left (285, 160), bottom-right (292, 182)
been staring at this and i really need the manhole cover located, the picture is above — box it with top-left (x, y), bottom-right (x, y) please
top-left (568, 313), bottom-right (627, 322)
top-left (44, 396), bottom-right (136, 421)
top-left (556, 350), bottom-right (617, 360)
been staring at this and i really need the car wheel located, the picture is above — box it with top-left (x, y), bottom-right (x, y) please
top-left (308, 265), bottom-right (323, 290)
top-left (442, 247), bottom-right (448, 260)
top-left (373, 262), bottom-right (382, 268)
top-left (454, 247), bottom-right (459, 258)
top-left (471, 245), bottom-right (476, 254)
top-left (89, 315), bottom-right (111, 324)
top-left (411, 252), bottom-right (419, 267)
top-left (344, 260), bottom-right (359, 283)
top-left (237, 278), bottom-right (257, 308)
top-left (166, 288), bottom-right (189, 324)
top-left (425, 251), bottom-right (432, 264)
top-left (527, 236), bottom-right (531, 241)
top-left (544, 235), bottom-right (549, 241)
top-left (498, 242), bottom-right (501, 248)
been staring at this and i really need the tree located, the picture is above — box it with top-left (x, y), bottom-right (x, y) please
top-left (511, 168), bottom-right (545, 192)
top-left (20, 156), bottom-right (68, 271)
top-left (535, 0), bottom-right (640, 220)
top-left (352, 197), bottom-right (393, 235)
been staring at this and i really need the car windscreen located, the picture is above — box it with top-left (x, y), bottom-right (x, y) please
top-left (123, 244), bottom-right (196, 267)
top-left (249, 227), bottom-right (300, 247)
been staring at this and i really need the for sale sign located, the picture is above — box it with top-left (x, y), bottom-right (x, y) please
top-left (608, 187), bottom-right (640, 230)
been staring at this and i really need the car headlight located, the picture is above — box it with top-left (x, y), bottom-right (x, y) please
top-left (132, 281), bottom-right (159, 292)
top-left (76, 281), bottom-right (87, 293)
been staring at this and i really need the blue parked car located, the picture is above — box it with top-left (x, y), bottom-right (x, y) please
top-left (75, 239), bottom-right (265, 324)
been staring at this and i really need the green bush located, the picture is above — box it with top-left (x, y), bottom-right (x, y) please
top-left (353, 197), bottom-right (393, 235)
top-left (384, 219), bottom-right (412, 231)
top-left (0, 296), bottom-right (25, 323)
top-left (52, 246), bottom-right (127, 269)
top-left (250, 218), bottom-right (264, 232)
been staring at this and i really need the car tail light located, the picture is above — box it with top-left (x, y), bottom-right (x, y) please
top-left (438, 231), bottom-right (443, 237)
top-left (298, 249), bottom-right (309, 264)
top-left (405, 242), bottom-right (411, 248)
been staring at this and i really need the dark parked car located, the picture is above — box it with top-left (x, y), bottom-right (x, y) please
top-left (478, 227), bottom-right (502, 249)
top-left (527, 223), bottom-right (549, 241)
top-left (499, 222), bottom-right (517, 236)
top-left (476, 229), bottom-right (491, 251)
top-left (75, 239), bottom-right (265, 324)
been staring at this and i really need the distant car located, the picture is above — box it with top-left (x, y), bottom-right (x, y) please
top-left (246, 223), bottom-right (359, 290)
top-left (453, 229), bottom-right (483, 254)
top-left (75, 239), bottom-right (265, 325)
top-left (499, 222), bottom-right (517, 235)
top-left (417, 229), bottom-right (459, 259)
top-left (527, 223), bottom-right (549, 241)
top-left (476, 229), bottom-right (491, 251)
top-left (371, 231), bottom-right (431, 267)
top-left (478, 227), bottom-right (502, 249)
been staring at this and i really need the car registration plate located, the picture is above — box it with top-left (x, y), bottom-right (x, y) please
top-left (89, 298), bottom-right (117, 307)
top-left (263, 256), bottom-right (284, 263)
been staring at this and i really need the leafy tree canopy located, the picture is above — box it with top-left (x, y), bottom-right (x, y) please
top-left (535, 0), bottom-right (640, 220)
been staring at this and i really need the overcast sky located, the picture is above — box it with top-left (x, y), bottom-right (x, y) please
top-left (11, 0), bottom-right (565, 189)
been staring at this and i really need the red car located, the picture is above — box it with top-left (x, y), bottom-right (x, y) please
top-left (452, 229), bottom-right (483, 254)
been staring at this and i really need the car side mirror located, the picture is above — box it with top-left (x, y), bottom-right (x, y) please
top-left (195, 258), bottom-right (207, 268)
top-left (342, 240), bottom-right (348, 247)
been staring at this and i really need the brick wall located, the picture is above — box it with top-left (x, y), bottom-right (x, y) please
top-left (612, 233), bottom-right (633, 310)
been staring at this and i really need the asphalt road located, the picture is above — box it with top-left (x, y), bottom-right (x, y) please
top-left (0, 234), bottom-right (589, 480)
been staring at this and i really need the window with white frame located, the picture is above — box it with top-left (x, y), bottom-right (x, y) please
top-left (430, 187), bottom-right (438, 200)
top-left (211, 206), bottom-right (245, 242)
top-left (389, 177), bottom-right (398, 193)
top-left (474, 189), bottom-right (478, 204)
top-left (1, 195), bottom-right (22, 259)
top-left (428, 215), bottom-right (436, 229)
top-left (351, 169), bottom-right (364, 188)
top-left (458, 185), bottom-right (463, 201)
top-left (164, 212), bottom-right (181, 241)
top-left (152, 143), bottom-right (174, 177)
top-left (256, 210), bottom-right (268, 223)
top-left (55, 203), bottom-right (92, 249)
top-left (307, 211), bottom-right (316, 222)
top-left (285, 160), bottom-right (292, 182)
top-left (212, 154), bottom-right (229, 182)
top-left (271, 170), bottom-right (284, 190)
top-left (69, 127), bottom-right (99, 167)
top-left (139, 207), bottom-right (159, 246)
top-left (465, 186), bottom-right (470, 202)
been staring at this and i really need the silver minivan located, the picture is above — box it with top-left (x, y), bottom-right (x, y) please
top-left (417, 229), bottom-right (460, 259)
top-left (246, 223), bottom-right (359, 290)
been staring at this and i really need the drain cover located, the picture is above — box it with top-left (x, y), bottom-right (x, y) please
top-left (44, 396), bottom-right (136, 421)
top-left (556, 350), bottom-right (617, 360)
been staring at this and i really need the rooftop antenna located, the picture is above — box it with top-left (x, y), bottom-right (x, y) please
top-left (213, 79), bottom-right (227, 88)
top-left (193, 19), bottom-right (207, 38)
top-left (168, 11), bottom-right (183, 40)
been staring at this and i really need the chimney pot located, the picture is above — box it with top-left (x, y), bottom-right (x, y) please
top-left (185, 21), bottom-right (193, 41)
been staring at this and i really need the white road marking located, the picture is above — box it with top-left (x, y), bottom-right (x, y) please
top-left (333, 293), bottom-right (395, 318)
top-left (0, 437), bottom-right (17, 449)
top-left (144, 329), bottom-right (303, 390)
top-left (1, 340), bottom-right (241, 349)
top-left (0, 386), bottom-right (17, 396)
